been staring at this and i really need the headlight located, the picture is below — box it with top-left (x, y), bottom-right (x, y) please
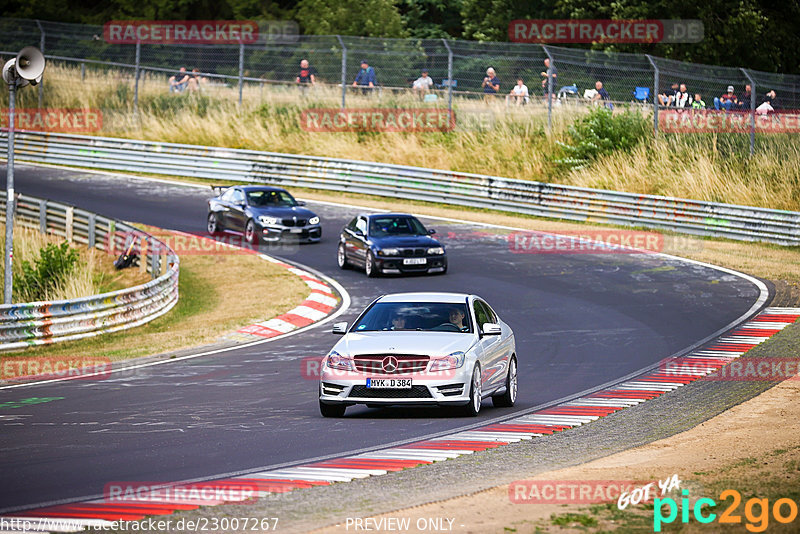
top-left (429, 351), bottom-right (465, 372)
top-left (309, 216), bottom-right (320, 225)
top-left (377, 248), bottom-right (400, 256)
top-left (325, 351), bottom-right (354, 371)
top-left (258, 216), bottom-right (279, 225)
top-left (427, 247), bottom-right (445, 255)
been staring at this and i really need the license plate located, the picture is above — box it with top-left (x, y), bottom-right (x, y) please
top-left (290, 228), bottom-right (303, 233)
top-left (366, 378), bottom-right (412, 389)
top-left (403, 258), bottom-right (426, 265)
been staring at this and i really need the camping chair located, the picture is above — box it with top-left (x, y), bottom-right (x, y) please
top-left (633, 86), bottom-right (650, 103)
top-left (557, 84), bottom-right (579, 106)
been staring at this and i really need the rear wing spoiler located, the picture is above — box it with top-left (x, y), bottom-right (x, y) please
top-left (210, 185), bottom-right (231, 195)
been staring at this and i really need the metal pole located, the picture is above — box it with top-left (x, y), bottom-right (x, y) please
top-left (36, 20), bottom-right (45, 108)
top-left (4, 82), bottom-right (16, 304)
top-left (442, 39), bottom-right (453, 114)
top-left (133, 41), bottom-right (141, 116)
top-left (238, 42), bottom-right (244, 107)
top-left (336, 35), bottom-right (347, 109)
top-left (81, 62), bottom-right (86, 82)
top-left (646, 55), bottom-right (659, 137)
top-left (741, 68), bottom-right (756, 155)
top-left (542, 45), bottom-right (554, 135)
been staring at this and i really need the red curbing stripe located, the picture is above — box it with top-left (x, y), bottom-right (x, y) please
top-left (236, 478), bottom-right (330, 487)
top-left (481, 424), bottom-right (570, 434)
top-left (308, 459), bottom-right (430, 468)
top-left (237, 325), bottom-right (282, 337)
top-left (402, 441), bottom-right (506, 450)
top-left (300, 300), bottom-right (335, 313)
top-left (311, 288), bottom-right (335, 297)
top-left (307, 462), bottom-right (406, 472)
top-left (752, 316), bottom-right (798, 323)
top-left (102, 501), bottom-right (199, 510)
top-left (538, 406), bottom-right (621, 415)
top-left (274, 313), bottom-right (315, 327)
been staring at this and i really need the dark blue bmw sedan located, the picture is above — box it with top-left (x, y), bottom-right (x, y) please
top-left (337, 213), bottom-right (447, 277)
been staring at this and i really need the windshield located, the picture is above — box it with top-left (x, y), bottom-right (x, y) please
top-left (247, 189), bottom-right (297, 207)
top-left (369, 216), bottom-right (427, 237)
top-left (353, 302), bottom-right (472, 333)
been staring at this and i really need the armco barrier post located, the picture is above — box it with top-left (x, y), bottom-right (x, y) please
top-left (741, 68), bottom-right (756, 156)
top-left (39, 199), bottom-right (47, 232)
top-left (646, 55), bottom-right (659, 137)
top-left (336, 35), bottom-right (347, 110)
top-left (88, 213), bottom-right (96, 248)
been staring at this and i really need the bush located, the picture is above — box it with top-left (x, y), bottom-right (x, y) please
top-left (14, 241), bottom-right (80, 302)
top-left (556, 107), bottom-right (650, 169)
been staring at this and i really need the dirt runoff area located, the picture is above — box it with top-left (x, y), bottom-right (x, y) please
top-left (314, 378), bottom-right (800, 534)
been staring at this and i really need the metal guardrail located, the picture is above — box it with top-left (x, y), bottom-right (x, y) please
top-left (2, 131), bottom-right (799, 245)
top-left (0, 191), bottom-right (179, 351)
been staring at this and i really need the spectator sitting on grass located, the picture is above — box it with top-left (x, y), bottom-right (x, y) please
top-left (353, 59), bottom-right (377, 93)
top-left (674, 83), bottom-right (690, 108)
top-left (714, 86), bottom-right (738, 111)
top-left (658, 82), bottom-right (679, 107)
top-left (482, 67), bottom-right (500, 101)
top-left (169, 67), bottom-right (190, 92)
top-left (756, 90), bottom-right (778, 114)
top-left (591, 81), bottom-right (612, 109)
top-left (412, 69), bottom-right (434, 95)
top-left (186, 68), bottom-right (204, 92)
top-left (691, 93), bottom-right (706, 109)
top-left (737, 84), bottom-right (752, 110)
top-left (508, 78), bottom-right (529, 106)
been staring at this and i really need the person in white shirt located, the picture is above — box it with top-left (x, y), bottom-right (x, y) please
top-left (674, 83), bottom-right (690, 108)
top-left (509, 78), bottom-right (529, 106)
top-left (412, 69), bottom-right (434, 96)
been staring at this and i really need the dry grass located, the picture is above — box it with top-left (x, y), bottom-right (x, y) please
top-left (0, 224), bottom-right (147, 302)
top-left (6, 226), bottom-right (311, 361)
top-left (7, 63), bottom-right (797, 212)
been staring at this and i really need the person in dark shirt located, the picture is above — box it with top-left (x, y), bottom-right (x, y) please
top-left (737, 84), bottom-right (752, 110)
top-left (169, 67), bottom-right (189, 93)
top-left (540, 58), bottom-right (557, 96)
top-left (658, 82), bottom-right (679, 107)
top-left (296, 59), bottom-right (317, 85)
top-left (353, 59), bottom-right (377, 94)
top-left (592, 81), bottom-right (613, 109)
top-left (482, 67), bottom-right (500, 102)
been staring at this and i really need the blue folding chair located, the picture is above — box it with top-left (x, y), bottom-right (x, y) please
top-left (633, 86), bottom-right (650, 103)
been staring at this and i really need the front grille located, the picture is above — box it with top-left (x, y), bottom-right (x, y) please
top-left (281, 218), bottom-right (307, 227)
top-left (354, 354), bottom-right (430, 374)
top-left (400, 248), bottom-right (426, 257)
top-left (349, 385), bottom-right (432, 398)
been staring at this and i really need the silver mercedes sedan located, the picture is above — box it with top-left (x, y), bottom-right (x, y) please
top-left (318, 292), bottom-right (517, 417)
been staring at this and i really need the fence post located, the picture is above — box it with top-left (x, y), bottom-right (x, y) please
top-left (542, 45), bottom-right (554, 135)
top-left (39, 199), bottom-right (47, 233)
top-left (646, 55), bottom-right (659, 137)
top-left (238, 42), bottom-right (245, 107)
top-left (336, 35), bottom-right (347, 109)
top-left (36, 20), bottom-right (45, 107)
top-left (65, 206), bottom-right (74, 242)
top-left (88, 213), bottom-right (96, 248)
top-left (441, 39), bottom-right (453, 114)
top-left (81, 62), bottom-right (86, 82)
top-left (741, 68), bottom-right (756, 156)
top-left (133, 41), bottom-right (141, 117)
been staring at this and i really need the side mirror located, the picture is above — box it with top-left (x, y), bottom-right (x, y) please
top-left (428, 229), bottom-right (436, 235)
top-left (332, 322), bottom-right (348, 335)
top-left (355, 229), bottom-right (365, 237)
top-left (482, 323), bottom-right (502, 336)
top-left (296, 200), bottom-right (306, 206)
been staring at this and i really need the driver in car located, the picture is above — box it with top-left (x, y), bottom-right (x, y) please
top-left (448, 307), bottom-right (468, 332)
top-left (390, 314), bottom-right (406, 330)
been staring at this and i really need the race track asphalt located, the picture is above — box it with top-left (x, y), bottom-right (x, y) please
top-left (0, 164), bottom-right (766, 511)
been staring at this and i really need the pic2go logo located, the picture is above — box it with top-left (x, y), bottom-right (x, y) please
top-left (654, 489), bottom-right (799, 532)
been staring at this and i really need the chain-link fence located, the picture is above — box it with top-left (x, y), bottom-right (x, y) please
top-left (2, 17), bottom-right (799, 152)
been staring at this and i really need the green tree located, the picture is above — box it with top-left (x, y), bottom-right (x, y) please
top-left (398, 0), bottom-right (464, 39)
top-left (295, 0), bottom-right (406, 37)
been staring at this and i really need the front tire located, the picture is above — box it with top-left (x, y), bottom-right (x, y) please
top-left (365, 251), bottom-right (379, 277)
top-left (492, 356), bottom-right (517, 407)
top-left (461, 365), bottom-right (482, 417)
top-left (244, 219), bottom-right (258, 245)
top-left (337, 242), bottom-right (350, 269)
top-left (207, 212), bottom-right (220, 234)
top-left (320, 401), bottom-right (346, 418)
